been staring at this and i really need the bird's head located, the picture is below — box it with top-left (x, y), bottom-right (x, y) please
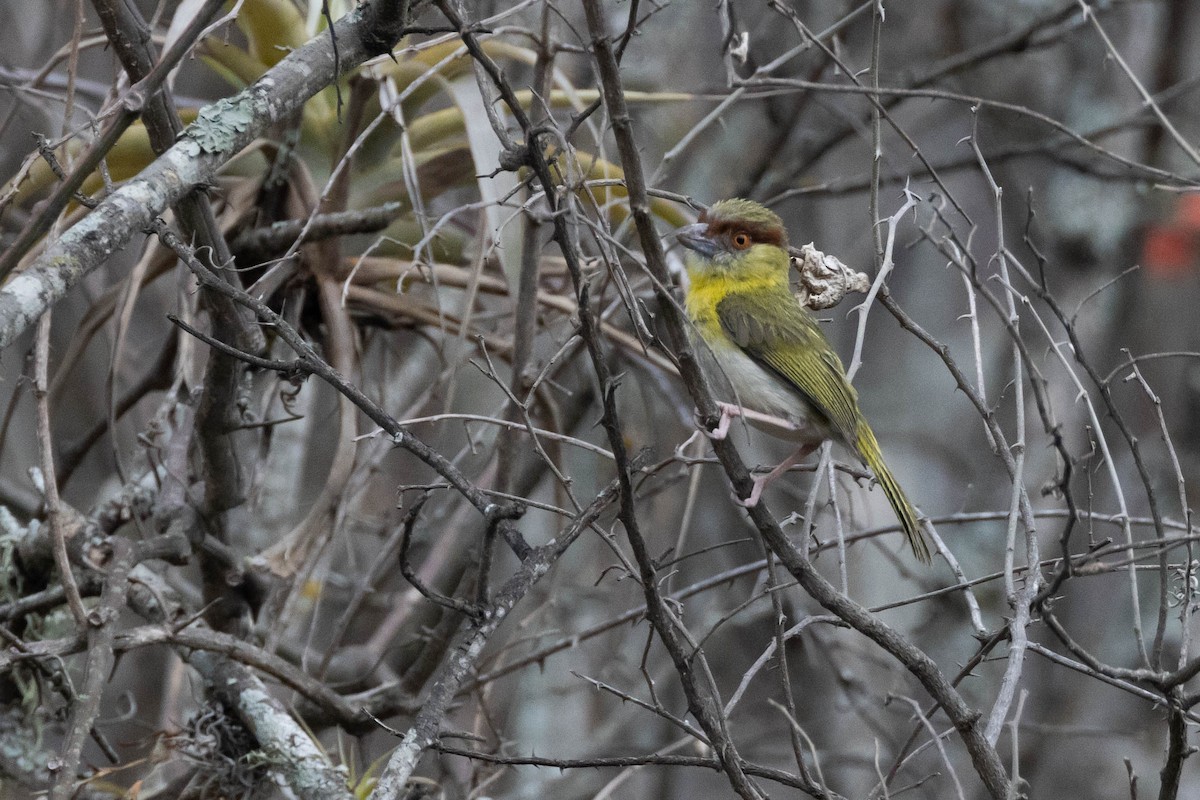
top-left (676, 198), bottom-right (790, 279)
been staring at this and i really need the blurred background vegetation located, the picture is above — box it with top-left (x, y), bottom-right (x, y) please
top-left (2, 1), bottom-right (1200, 798)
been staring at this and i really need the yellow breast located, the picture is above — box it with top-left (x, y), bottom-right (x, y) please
top-left (685, 274), bottom-right (828, 443)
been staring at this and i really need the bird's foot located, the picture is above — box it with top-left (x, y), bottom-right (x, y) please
top-left (696, 402), bottom-right (807, 442)
top-left (733, 476), bottom-right (768, 508)
top-left (732, 443), bottom-right (820, 509)
top-left (693, 402), bottom-right (745, 441)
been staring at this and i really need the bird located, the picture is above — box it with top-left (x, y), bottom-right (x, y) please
top-left (676, 198), bottom-right (931, 563)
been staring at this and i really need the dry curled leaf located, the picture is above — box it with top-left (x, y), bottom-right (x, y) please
top-left (791, 242), bottom-right (870, 310)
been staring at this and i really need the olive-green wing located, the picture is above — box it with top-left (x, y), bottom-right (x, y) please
top-left (716, 290), bottom-right (861, 444)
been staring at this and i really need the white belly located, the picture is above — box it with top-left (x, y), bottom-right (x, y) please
top-left (698, 335), bottom-right (831, 444)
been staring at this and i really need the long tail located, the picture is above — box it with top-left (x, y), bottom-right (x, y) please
top-left (855, 424), bottom-right (931, 564)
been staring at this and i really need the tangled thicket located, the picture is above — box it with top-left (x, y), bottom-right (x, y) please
top-left (2, 2), bottom-right (1199, 799)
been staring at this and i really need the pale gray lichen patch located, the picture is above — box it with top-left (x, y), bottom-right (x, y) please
top-left (8, 268), bottom-right (72, 315)
top-left (6, 271), bottom-right (53, 307)
top-left (185, 96), bottom-right (256, 154)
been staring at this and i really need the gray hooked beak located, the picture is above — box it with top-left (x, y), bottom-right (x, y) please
top-left (676, 222), bottom-right (720, 259)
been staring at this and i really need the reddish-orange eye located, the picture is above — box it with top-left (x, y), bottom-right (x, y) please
top-left (731, 232), bottom-right (752, 249)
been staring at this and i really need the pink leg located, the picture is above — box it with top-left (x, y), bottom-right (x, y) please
top-left (704, 402), bottom-right (803, 441)
top-left (736, 443), bottom-right (819, 508)
top-left (703, 402), bottom-right (741, 441)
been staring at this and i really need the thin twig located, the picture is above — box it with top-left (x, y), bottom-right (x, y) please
top-left (33, 313), bottom-right (87, 627)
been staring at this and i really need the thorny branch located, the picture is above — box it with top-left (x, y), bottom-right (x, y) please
top-left (585, 6), bottom-right (1015, 800)
top-left (4, 2), bottom-right (1200, 798)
